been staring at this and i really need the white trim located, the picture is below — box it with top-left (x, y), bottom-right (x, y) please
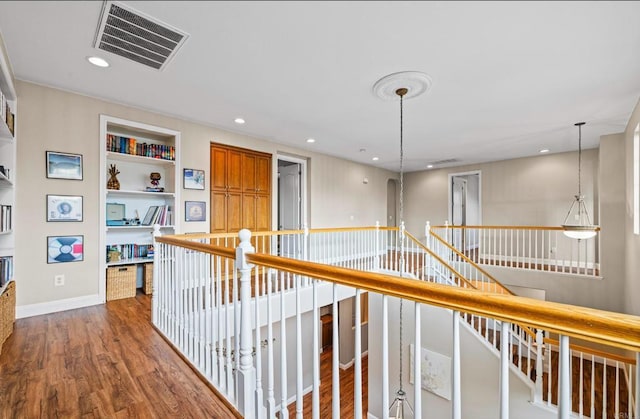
top-left (339, 350), bottom-right (369, 370)
top-left (367, 413), bottom-right (381, 419)
top-left (447, 170), bottom-right (482, 227)
top-left (16, 294), bottom-right (103, 318)
top-left (633, 123), bottom-right (639, 235)
top-left (276, 153), bottom-right (308, 230)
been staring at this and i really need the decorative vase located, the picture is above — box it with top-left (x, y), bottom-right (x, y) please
top-left (107, 164), bottom-right (120, 190)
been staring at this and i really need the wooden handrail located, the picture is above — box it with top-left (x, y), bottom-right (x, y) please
top-left (401, 231), bottom-right (476, 289)
top-left (426, 231), bottom-right (514, 296)
top-left (431, 225), bottom-right (601, 232)
top-left (156, 235), bottom-right (236, 259)
top-left (243, 252), bottom-right (640, 352)
top-left (544, 337), bottom-right (637, 365)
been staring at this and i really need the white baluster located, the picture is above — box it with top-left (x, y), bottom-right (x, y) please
top-left (236, 229), bottom-right (256, 417)
top-left (296, 273), bottom-right (303, 418)
top-left (280, 270), bottom-right (289, 419)
top-left (255, 267), bottom-right (264, 417)
top-left (636, 353), bottom-right (640, 419)
top-left (452, 311), bottom-right (461, 419)
top-left (312, 278), bottom-right (320, 419)
top-left (414, 302), bottom-right (422, 419)
top-left (500, 321), bottom-right (510, 419)
top-left (615, 360), bottom-right (620, 419)
top-left (375, 221), bottom-right (381, 271)
top-left (332, 284), bottom-right (340, 418)
top-left (267, 268), bottom-right (276, 418)
top-left (534, 330), bottom-right (543, 403)
top-left (355, 289), bottom-right (362, 418)
top-left (382, 295), bottom-right (389, 418)
top-left (558, 335), bottom-right (571, 419)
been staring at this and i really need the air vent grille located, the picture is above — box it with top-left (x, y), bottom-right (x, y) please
top-left (94, 1), bottom-right (189, 71)
top-left (430, 158), bottom-right (460, 165)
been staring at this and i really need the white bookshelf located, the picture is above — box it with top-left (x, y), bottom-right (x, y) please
top-left (99, 115), bottom-right (180, 301)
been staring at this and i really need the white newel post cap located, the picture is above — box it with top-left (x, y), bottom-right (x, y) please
top-left (236, 229), bottom-right (255, 270)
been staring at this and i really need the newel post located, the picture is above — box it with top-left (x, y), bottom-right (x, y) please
top-left (236, 229), bottom-right (256, 417)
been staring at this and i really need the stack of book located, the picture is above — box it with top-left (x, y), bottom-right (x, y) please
top-left (106, 134), bottom-right (175, 161)
top-left (106, 244), bottom-right (153, 263)
top-left (142, 205), bottom-right (172, 226)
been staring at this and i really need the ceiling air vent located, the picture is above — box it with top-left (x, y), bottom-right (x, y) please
top-left (430, 158), bottom-right (460, 166)
top-left (94, 1), bottom-right (189, 70)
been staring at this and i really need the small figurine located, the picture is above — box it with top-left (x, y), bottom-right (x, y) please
top-left (150, 172), bottom-right (161, 187)
top-left (107, 164), bottom-right (120, 190)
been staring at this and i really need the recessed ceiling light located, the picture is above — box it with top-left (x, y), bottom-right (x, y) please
top-left (372, 157), bottom-right (379, 161)
top-left (234, 118), bottom-right (245, 124)
top-left (427, 164), bottom-right (434, 168)
top-left (539, 149), bottom-right (550, 153)
top-left (306, 138), bottom-right (316, 143)
top-left (87, 56), bottom-right (109, 68)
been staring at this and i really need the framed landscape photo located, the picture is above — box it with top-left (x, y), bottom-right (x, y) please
top-left (185, 201), bottom-right (206, 222)
top-left (183, 168), bottom-right (205, 190)
top-left (47, 235), bottom-right (84, 264)
top-left (47, 194), bottom-right (83, 222)
top-left (46, 151), bottom-right (83, 180)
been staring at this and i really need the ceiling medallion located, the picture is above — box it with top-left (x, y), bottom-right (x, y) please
top-left (372, 71), bottom-right (432, 101)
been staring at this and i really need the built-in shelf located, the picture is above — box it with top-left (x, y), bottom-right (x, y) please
top-left (106, 225), bottom-right (174, 231)
top-left (107, 151), bottom-right (175, 166)
top-left (0, 171), bottom-right (13, 188)
top-left (107, 257), bottom-right (154, 267)
top-left (106, 189), bottom-right (175, 198)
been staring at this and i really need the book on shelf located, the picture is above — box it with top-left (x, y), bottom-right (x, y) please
top-left (141, 205), bottom-right (172, 226)
top-left (106, 244), bottom-right (154, 263)
top-left (0, 256), bottom-right (13, 288)
top-left (106, 134), bottom-right (175, 161)
top-left (0, 205), bottom-right (11, 232)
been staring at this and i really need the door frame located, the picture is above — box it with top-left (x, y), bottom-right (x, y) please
top-left (275, 154), bottom-right (308, 230)
top-left (447, 170), bottom-right (482, 226)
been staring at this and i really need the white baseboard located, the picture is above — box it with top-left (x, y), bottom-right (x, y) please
top-left (16, 294), bottom-right (103, 318)
top-left (340, 350), bottom-right (369, 370)
top-left (367, 413), bottom-right (380, 419)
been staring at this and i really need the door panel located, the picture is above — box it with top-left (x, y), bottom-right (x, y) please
top-left (227, 150), bottom-right (243, 191)
top-left (211, 191), bottom-right (227, 232)
top-left (242, 153), bottom-right (256, 193)
top-left (227, 192), bottom-right (242, 232)
top-left (256, 194), bottom-right (271, 231)
top-left (256, 156), bottom-right (271, 193)
top-left (278, 163), bottom-right (300, 230)
top-left (211, 147), bottom-right (227, 190)
top-left (242, 194), bottom-right (256, 230)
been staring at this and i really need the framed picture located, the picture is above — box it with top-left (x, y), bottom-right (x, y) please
top-left (47, 235), bottom-right (84, 263)
top-left (47, 195), bottom-right (83, 222)
top-left (185, 201), bottom-right (206, 222)
top-left (46, 151), bottom-right (83, 180)
top-left (183, 168), bottom-right (205, 190)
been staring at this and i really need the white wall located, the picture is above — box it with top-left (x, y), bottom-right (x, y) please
top-left (624, 99), bottom-right (640, 316)
top-left (14, 81), bottom-right (396, 312)
top-left (367, 294), bottom-right (555, 419)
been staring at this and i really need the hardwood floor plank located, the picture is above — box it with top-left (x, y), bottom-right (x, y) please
top-left (0, 292), bottom-right (238, 419)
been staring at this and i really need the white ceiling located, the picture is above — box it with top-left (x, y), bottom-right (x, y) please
top-left (0, 1), bottom-right (639, 172)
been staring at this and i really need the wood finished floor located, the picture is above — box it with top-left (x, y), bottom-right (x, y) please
top-left (0, 292), bottom-right (238, 419)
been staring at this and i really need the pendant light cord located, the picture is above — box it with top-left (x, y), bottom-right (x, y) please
top-left (578, 123), bottom-right (582, 197)
top-left (398, 90), bottom-right (405, 394)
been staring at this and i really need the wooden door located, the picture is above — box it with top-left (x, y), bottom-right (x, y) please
top-left (256, 194), bottom-right (270, 231)
top-left (227, 150), bottom-right (242, 192)
top-left (210, 190), bottom-right (227, 233)
top-left (256, 155), bottom-right (270, 194)
top-left (242, 194), bottom-right (257, 230)
top-left (227, 192), bottom-right (242, 232)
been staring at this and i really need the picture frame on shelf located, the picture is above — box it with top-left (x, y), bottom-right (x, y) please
top-left (47, 235), bottom-right (84, 264)
top-left (47, 194), bottom-right (83, 222)
top-left (46, 151), bottom-right (83, 180)
top-left (183, 168), bottom-right (205, 190)
top-left (185, 201), bottom-right (206, 222)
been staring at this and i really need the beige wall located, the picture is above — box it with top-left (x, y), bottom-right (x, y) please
top-left (624, 99), bottom-right (640, 316)
top-left (404, 150), bottom-right (598, 237)
top-left (15, 81), bottom-right (396, 311)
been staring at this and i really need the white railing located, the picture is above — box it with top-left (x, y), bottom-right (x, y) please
top-left (152, 228), bottom-right (639, 419)
top-left (431, 223), bottom-right (601, 277)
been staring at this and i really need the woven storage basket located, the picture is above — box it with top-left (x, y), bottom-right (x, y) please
top-left (1, 281), bottom-right (15, 346)
top-left (107, 265), bottom-right (136, 301)
top-left (143, 263), bottom-right (153, 295)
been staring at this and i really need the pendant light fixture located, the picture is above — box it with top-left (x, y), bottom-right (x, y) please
top-left (373, 71), bottom-right (431, 419)
top-left (561, 122), bottom-right (598, 240)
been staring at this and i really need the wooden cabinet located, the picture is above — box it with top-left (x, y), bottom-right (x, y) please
top-left (210, 144), bottom-right (271, 234)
